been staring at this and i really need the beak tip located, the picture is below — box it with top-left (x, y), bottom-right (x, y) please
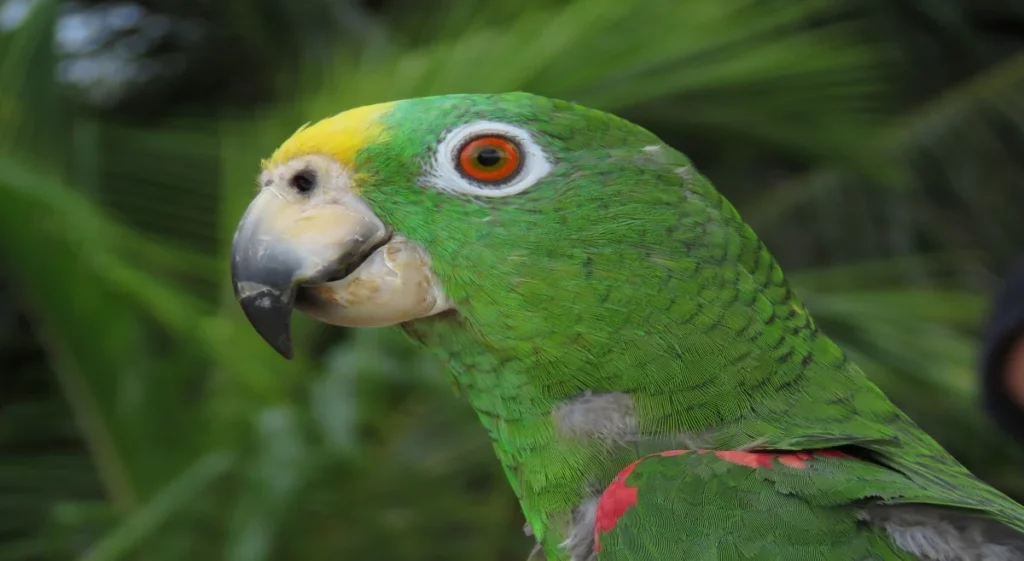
top-left (264, 331), bottom-right (294, 360)
top-left (277, 345), bottom-right (295, 361)
top-left (237, 291), bottom-right (297, 360)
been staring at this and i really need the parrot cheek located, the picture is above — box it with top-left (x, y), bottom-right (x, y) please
top-left (295, 234), bottom-right (452, 327)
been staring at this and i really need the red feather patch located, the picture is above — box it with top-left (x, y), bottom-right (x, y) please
top-left (592, 449), bottom-right (847, 552)
top-left (594, 450), bottom-right (689, 552)
top-left (713, 450), bottom-right (838, 469)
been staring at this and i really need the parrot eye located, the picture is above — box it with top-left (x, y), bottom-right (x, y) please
top-left (289, 169), bottom-right (317, 193)
top-left (424, 121), bottom-right (553, 198)
top-left (456, 136), bottom-right (522, 183)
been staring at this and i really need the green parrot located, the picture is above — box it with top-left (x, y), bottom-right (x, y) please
top-left (229, 92), bottom-right (1024, 560)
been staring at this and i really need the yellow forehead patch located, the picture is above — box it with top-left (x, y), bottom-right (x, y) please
top-left (264, 101), bottom-right (396, 169)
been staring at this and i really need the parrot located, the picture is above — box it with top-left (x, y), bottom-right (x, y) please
top-left (229, 92), bottom-right (1024, 560)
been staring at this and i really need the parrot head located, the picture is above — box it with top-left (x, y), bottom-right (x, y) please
top-left (231, 92), bottom-right (719, 363)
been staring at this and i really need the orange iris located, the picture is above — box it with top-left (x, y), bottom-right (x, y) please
top-left (457, 136), bottom-right (521, 182)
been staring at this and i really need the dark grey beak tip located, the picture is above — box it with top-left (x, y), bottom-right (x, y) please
top-left (237, 292), bottom-right (295, 360)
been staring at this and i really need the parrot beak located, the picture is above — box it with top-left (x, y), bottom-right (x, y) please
top-left (230, 155), bottom-right (451, 359)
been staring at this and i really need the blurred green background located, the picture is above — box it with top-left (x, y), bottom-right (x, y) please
top-left (2, 0), bottom-right (1024, 559)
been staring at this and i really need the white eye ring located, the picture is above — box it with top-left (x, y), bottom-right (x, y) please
top-left (421, 121), bottom-right (553, 198)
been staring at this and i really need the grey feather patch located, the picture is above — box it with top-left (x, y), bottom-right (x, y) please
top-left (864, 505), bottom-right (1024, 561)
top-left (676, 166), bottom-right (697, 182)
top-left (560, 497), bottom-right (598, 561)
top-left (553, 392), bottom-right (638, 444)
top-left (526, 542), bottom-right (546, 561)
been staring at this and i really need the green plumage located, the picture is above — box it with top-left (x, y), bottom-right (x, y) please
top-left (304, 93), bottom-right (1024, 559)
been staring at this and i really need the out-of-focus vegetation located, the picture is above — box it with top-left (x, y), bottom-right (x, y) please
top-left (2, 0), bottom-right (1024, 559)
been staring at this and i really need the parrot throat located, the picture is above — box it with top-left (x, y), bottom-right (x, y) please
top-left (401, 313), bottom-right (618, 557)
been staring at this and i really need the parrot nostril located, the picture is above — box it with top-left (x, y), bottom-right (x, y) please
top-left (289, 169), bottom-right (317, 193)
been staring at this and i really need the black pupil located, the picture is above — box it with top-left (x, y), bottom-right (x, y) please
top-left (476, 147), bottom-right (503, 168)
top-left (290, 170), bottom-right (316, 193)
